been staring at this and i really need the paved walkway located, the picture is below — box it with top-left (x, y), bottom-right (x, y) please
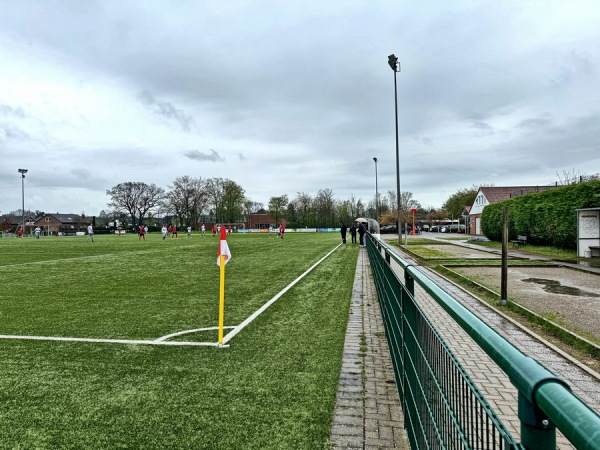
top-left (330, 247), bottom-right (410, 449)
top-left (331, 237), bottom-right (600, 449)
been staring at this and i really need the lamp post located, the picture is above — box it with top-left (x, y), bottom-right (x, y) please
top-left (373, 157), bottom-right (378, 221)
top-left (18, 168), bottom-right (28, 235)
top-left (388, 54), bottom-right (401, 244)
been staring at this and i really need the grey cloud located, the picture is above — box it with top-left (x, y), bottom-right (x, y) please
top-left (0, 124), bottom-right (30, 143)
top-left (470, 121), bottom-right (496, 137)
top-left (516, 114), bottom-right (553, 130)
top-left (138, 90), bottom-right (194, 131)
top-left (183, 149), bottom-right (224, 162)
top-left (0, 104), bottom-right (27, 118)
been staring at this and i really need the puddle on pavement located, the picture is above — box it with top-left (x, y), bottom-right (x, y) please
top-left (522, 278), bottom-right (600, 297)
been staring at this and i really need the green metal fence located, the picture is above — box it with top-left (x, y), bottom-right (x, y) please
top-left (366, 235), bottom-right (600, 450)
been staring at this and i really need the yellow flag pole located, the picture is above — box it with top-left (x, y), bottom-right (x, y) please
top-left (218, 254), bottom-right (226, 344)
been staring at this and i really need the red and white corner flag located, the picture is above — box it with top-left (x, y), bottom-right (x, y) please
top-left (217, 226), bottom-right (232, 266)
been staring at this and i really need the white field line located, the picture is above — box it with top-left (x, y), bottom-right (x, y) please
top-left (0, 253), bottom-right (116, 268)
top-left (222, 243), bottom-right (342, 345)
top-left (155, 326), bottom-right (235, 341)
top-left (0, 333), bottom-right (221, 347)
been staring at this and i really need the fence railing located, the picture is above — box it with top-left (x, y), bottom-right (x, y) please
top-left (366, 234), bottom-right (600, 450)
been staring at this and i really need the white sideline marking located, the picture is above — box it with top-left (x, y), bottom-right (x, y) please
top-left (222, 243), bottom-right (342, 345)
top-left (0, 333), bottom-right (222, 347)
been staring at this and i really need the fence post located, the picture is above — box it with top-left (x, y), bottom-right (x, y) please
top-left (519, 393), bottom-right (556, 449)
top-left (404, 265), bottom-right (414, 297)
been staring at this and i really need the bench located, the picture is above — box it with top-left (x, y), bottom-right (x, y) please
top-left (590, 246), bottom-right (600, 257)
top-left (510, 235), bottom-right (527, 248)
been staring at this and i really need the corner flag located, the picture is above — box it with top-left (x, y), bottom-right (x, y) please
top-left (216, 226), bottom-right (231, 266)
top-left (216, 226), bottom-right (231, 345)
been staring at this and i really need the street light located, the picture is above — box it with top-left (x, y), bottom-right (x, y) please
top-left (18, 168), bottom-right (28, 235)
top-left (373, 157), bottom-right (379, 221)
top-left (388, 54), bottom-right (401, 244)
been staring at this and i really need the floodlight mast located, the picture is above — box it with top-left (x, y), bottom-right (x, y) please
top-left (387, 54), bottom-right (401, 244)
top-left (18, 168), bottom-right (28, 234)
top-left (373, 157), bottom-right (378, 221)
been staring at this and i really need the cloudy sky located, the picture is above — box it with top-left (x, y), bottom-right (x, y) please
top-left (1, 0), bottom-right (599, 216)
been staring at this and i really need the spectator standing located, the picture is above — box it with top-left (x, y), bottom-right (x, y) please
top-left (358, 223), bottom-right (366, 246)
top-left (35, 226), bottom-right (42, 239)
top-left (340, 223), bottom-right (347, 244)
top-left (350, 224), bottom-right (357, 244)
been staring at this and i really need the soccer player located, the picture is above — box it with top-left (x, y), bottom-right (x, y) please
top-left (87, 224), bottom-right (94, 242)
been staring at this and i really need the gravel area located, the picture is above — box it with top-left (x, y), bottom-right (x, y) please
top-left (454, 266), bottom-right (600, 341)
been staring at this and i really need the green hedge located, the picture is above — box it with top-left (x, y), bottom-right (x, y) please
top-left (481, 180), bottom-right (600, 249)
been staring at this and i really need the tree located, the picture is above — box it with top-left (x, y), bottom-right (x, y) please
top-left (205, 178), bottom-right (226, 223)
top-left (314, 189), bottom-right (336, 227)
top-left (336, 200), bottom-right (354, 226)
top-left (379, 191), bottom-right (422, 225)
top-left (167, 176), bottom-right (207, 228)
top-left (291, 192), bottom-right (314, 228)
top-left (217, 180), bottom-right (247, 223)
top-left (400, 191), bottom-right (421, 224)
top-left (268, 195), bottom-right (289, 225)
top-left (442, 186), bottom-right (479, 219)
top-left (106, 182), bottom-right (166, 228)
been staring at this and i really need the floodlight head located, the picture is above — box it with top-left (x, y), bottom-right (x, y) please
top-left (18, 168), bottom-right (28, 175)
top-left (373, 157), bottom-right (378, 163)
top-left (388, 54), bottom-right (400, 72)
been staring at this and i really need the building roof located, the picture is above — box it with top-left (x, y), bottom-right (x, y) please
top-left (0, 214), bottom-right (37, 225)
top-left (479, 185), bottom-right (556, 204)
top-left (36, 213), bottom-right (90, 224)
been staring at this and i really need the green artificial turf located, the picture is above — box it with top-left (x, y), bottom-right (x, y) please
top-left (0, 233), bottom-right (357, 449)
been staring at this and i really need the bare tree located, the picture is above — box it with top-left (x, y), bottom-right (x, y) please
top-left (314, 189), bottom-right (336, 227)
top-left (106, 182), bottom-right (166, 228)
top-left (556, 168), bottom-right (586, 185)
top-left (167, 176), bottom-right (207, 228)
